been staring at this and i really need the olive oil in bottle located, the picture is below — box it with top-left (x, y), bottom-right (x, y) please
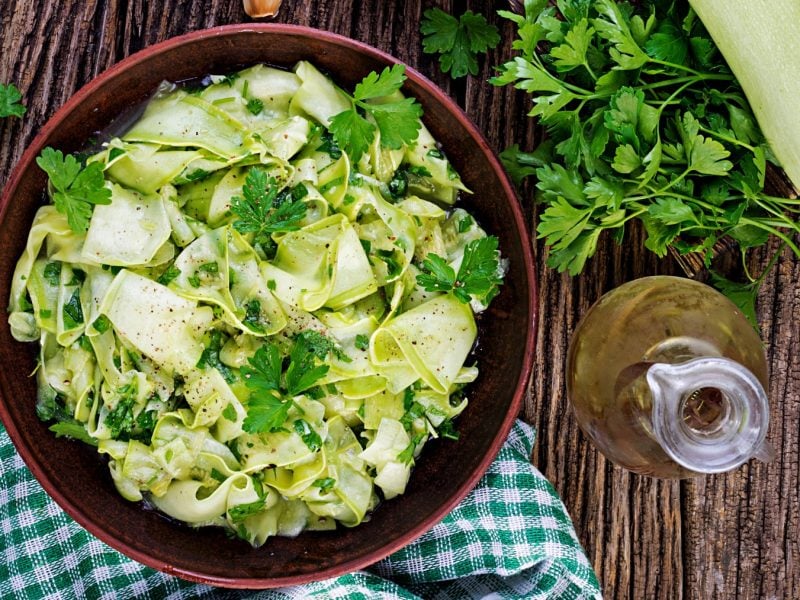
top-left (567, 276), bottom-right (771, 478)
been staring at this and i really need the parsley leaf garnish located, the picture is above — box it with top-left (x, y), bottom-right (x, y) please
top-left (242, 397), bottom-right (288, 435)
top-left (157, 264), bottom-right (181, 285)
top-left (241, 335), bottom-right (330, 434)
top-left (92, 315), bottom-right (111, 333)
top-left (243, 299), bottom-right (265, 334)
top-left (400, 400), bottom-right (426, 432)
top-left (228, 490), bottom-right (266, 523)
top-left (499, 143), bottom-right (553, 187)
top-left (196, 330), bottom-right (235, 383)
top-left (49, 421), bottom-right (98, 446)
top-left (317, 130), bottom-right (342, 159)
top-left (36, 147), bottom-right (112, 233)
top-left (62, 289), bottom-right (84, 330)
top-left (106, 394), bottom-right (135, 441)
top-left (397, 432), bottom-right (426, 465)
top-left (293, 418), bottom-right (322, 452)
top-left (43, 261), bottom-right (62, 287)
top-left (417, 236), bottom-right (503, 304)
top-left (241, 360), bottom-right (291, 434)
top-left (329, 64), bottom-right (423, 163)
top-left (329, 110), bottom-right (374, 164)
top-left (285, 334), bottom-right (331, 397)
top-left (420, 8), bottom-right (500, 78)
top-left (312, 477), bottom-right (336, 494)
top-left (222, 403), bottom-right (237, 422)
top-left (241, 343), bottom-right (282, 394)
top-left (354, 334), bottom-right (370, 351)
top-left (246, 98), bottom-right (264, 116)
top-left (294, 330), bottom-right (351, 363)
top-left (230, 167), bottom-right (307, 248)
top-left (105, 383), bottom-right (155, 442)
top-left (0, 83), bottom-right (26, 118)
top-left (437, 418), bottom-right (460, 441)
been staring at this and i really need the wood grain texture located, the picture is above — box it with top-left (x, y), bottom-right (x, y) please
top-left (682, 240), bottom-right (800, 600)
top-left (0, 1), bottom-right (797, 598)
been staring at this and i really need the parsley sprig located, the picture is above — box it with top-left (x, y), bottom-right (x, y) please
top-left (36, 147), bottom-right (112, 233)
top-left (241, 335), bottom-right (330, 434)
top-left (420, 8), bottom-right (500, 78)
top-left (230, 167), bottom-right (308, 249)
top-left (491, 1), bottom-right (800, 318)
top-left (417, 236), bottom-right (503, 304)
top-left (0, 83), bottom-right (26, 118)
top-left (329, 64), bottom-right (423, 164)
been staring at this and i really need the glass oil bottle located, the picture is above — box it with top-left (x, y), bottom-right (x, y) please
top-left (567, 276), bottom-right (771, 478)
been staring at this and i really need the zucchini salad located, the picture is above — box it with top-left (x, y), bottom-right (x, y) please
top-left (7, 61), bottom-right (505, 545)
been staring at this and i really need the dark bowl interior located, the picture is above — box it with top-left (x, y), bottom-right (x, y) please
top-left (0, 24), bottom-right (536, 588)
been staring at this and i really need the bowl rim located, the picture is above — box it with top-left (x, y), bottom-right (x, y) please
top-left (0, 22), bottom-right (538, 588)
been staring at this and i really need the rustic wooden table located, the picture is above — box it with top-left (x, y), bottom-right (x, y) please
top-left (1, 1), bottom-right (798, 598)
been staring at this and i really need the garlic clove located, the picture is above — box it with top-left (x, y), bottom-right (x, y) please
top-left (243, 0), bottom-right (283, 18)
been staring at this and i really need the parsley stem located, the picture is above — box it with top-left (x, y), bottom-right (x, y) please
top-left (646, 58), bottom-right (732, 80)
top-left (631, 188), bottom-right (728, 216)
top-left (529, 56), bottom-right (595, 98)
top-left (636, 73), bottom-right (734, 94)
top-left (759, 194), bottom-right (800, 207)
top-left (617, 208), bottom-right (647, 225)
top-left (740, 219), bottom-right (800, 256)
top-left (652, 168), bottom-right (690, 196)
top-left (746, 217), bottom-right (796, 228)
top-left (742, 242), bottom-right (786, 285)
top-left (696, 125), bottom-right (755, 153)
top-left (749, 198), bottom-right (800, 230)
top-left (582, 61), bottom-right (598, 82)
top-left (655, 80), bottom-right (697, 118)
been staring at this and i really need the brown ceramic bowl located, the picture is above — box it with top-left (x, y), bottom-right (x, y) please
top-left (0, 24), bottom-right (536, 588)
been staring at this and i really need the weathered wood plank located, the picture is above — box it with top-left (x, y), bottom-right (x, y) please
top-left (523, 222), bottom-right (686, 599)
top-left (682, 240), bottom-right (800, 599)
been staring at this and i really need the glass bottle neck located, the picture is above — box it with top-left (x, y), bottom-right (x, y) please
top-left (645, 357), bottom-right (769, 474)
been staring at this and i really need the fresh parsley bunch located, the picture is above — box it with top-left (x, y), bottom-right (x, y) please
top-left (492, 0), bottom-right (800, 316)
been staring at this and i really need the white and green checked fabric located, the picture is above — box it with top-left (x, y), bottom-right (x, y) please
top-left (0, 420), bottom-right (602, 599)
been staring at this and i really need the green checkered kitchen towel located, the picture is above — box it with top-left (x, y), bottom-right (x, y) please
top-left (0, 419), bottom-right (601, 599)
